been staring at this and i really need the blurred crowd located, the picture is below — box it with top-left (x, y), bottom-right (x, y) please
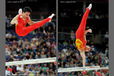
top-left (6, 63), bottom-right (56, 76)
top-left (58, 70), bottom-right (109, 76)
top-left (58, 41), bottom-right (109, 68)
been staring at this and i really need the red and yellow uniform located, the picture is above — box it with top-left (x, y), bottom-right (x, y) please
top-left (75, 8), bottom-right (90, 50)
top-left (15, 15), bottom-right (51, 36)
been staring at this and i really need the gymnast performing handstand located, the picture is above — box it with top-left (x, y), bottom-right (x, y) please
top-left (75, 3), bottom-right (92, 71)
top-left (11, 7), bottom-right (55, 36)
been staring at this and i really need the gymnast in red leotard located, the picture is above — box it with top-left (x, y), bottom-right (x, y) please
top-left (10, 7), bottom-right (55, 36)
top-left (75, 4), bottom-right (92, 70)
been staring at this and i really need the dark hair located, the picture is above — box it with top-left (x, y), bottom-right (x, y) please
top-left (23, 7), bottom-right (32, 13)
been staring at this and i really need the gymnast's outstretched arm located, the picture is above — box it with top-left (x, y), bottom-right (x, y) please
top-left (10, 15), bottom-right (18, 25)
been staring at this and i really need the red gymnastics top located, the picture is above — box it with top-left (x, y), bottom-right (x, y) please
top-left (15, 15), bottom-right (30, 36)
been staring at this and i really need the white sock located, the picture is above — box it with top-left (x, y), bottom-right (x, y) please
top-left (18, 8), bottom-right (22, 15)
top-left (48, 13), bottom-right (55, 19)
top-left (88, 4), bottom-right (92, 10)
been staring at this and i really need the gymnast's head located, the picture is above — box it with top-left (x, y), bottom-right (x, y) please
top-left (22, 7), bottom-right (32, 17)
